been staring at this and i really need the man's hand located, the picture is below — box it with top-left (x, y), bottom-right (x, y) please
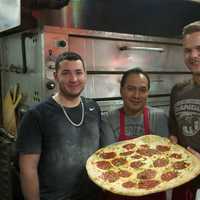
top-left (169, 135), bottom-right (178, 144)
top-left (187, 146), bottom-right (200, 160)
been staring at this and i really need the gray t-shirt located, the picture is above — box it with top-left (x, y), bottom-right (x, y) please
top-left (102, 106), bottom-right (169, 141)
top-left (169, 79), bottom-right (200, 152)
top-left (169, 79), bottom-right (200, 189)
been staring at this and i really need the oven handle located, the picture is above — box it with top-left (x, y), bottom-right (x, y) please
top-left (119, 46), bottom-right (164, 52)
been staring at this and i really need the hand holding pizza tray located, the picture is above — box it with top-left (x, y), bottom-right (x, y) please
top-left (86, 135), bottom-right (200, 196)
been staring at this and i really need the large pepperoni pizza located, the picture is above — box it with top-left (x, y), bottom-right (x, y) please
top-left (86, 135), bottom-right (200, 196)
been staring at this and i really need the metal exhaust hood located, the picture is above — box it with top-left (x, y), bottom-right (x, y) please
top-left (35, 0), bottom-right (200, 38)
top-left (1, 0), bottom-right (200, 37)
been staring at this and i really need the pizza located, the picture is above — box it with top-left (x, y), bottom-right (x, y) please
top-left (86, 135), bottom-right (200, 196)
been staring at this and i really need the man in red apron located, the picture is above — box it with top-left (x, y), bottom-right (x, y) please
top-left (103, 68), bottom-right (169, 200)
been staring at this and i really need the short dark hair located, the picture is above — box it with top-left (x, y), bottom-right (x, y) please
top-left (182, 21), bottom-right (200, 37)
top-left (55, 52), bottom-right (85, 71)
top-left (120, 68), bottom-right (150, 90)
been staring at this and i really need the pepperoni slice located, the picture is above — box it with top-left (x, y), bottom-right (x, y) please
top-left (130, 161), bottom-right (144, 169)
top-left (153, 158), bottom-right (169, 167)
top-left (122, 181), bottom-right (136, 188)
top-left (156, 145), bottom-right (170, 152)
top-left (170, 153), bottom-right (182, 159)
top-left (131, 154), bottom-right (142, 159)
top-left (96, 161), bottom-right (112, 170)
top-left (161, 171), bottom-right (178, 181)
top-left (120, 151), bottom-right (134, 156)
top-left (173, 161), bottom-right (189, 170)
top-left (118, 170), bottom-right (132, 178)
top-left (136, 148), bottom-right (151, 156)
top-left (138, 180), bottom-right (160, 189)
top-left (137, 169), bottom-right (157, 180)
top-left (101, 171), bottom-right (119, 183)
top-left (99, 152), bottom-right (117, 159)
top-left (140, 144), bottom-right (150, 149)
top-left (122, 143), bottom-right (136, 150)
top-left (136, 148), bottom-right (159, 157)
top-left (111, 158), bottom-right (127, 166)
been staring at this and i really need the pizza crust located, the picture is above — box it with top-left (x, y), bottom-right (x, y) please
top-left (86, 135), bottom-right (200, 196)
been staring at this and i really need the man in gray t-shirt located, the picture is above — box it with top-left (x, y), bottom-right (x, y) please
top-left (169, 21), bottom-right (200, 200)
top-left (102, 68), bottom-right (168, 200)
top-left (103, 106), bottom-right (168, 141)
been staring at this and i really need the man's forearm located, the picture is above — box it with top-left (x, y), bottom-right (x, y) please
top-left (20, 170), bottom-right (40, 200)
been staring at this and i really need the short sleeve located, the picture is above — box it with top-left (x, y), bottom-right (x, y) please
top-left (16, 109), bottom-right (42, 154)
top-left (100, 113), bottom-right (116, 147)
top-left (168, 84), bottom-right (179, 136)
top-left (150, 108), bottom-right (169, 138)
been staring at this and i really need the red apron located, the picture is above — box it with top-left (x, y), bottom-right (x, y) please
top-left (118, 106), bottom-right (150, 141)
top-left (104, 106), bottom-right (166, 200)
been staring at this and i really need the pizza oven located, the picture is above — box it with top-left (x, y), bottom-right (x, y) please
top-left (1, 0), bottom-right (198, 114)
top-left (0, 26), bottom-right (191, 114)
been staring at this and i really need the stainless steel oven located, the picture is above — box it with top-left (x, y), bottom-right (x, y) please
top-left (0, 26), bottom-right (191, 114)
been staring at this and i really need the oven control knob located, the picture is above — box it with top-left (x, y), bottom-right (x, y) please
top-left (57, 40), bottom-right (67, 47)
top-left (46, 80), bottom-right (56, 90)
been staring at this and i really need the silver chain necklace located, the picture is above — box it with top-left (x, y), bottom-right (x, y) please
top-left (61, 98), bottom-right (85, 127)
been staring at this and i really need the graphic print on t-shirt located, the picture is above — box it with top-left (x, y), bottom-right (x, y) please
top-left (114, 124), bottom-right (144, 139)
top-left (174, 99), bottom-right (200, 136)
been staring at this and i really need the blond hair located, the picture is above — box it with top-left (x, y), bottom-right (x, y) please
top-left (182, 21), bottom-right (200, 37)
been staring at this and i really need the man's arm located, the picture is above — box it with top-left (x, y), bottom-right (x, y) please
top-left (187, 147), bottom-right (200, 159)
top-left (19, 154), bottom-right (40, 200)
top-left (168, 85), bottom-right (179, 144)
